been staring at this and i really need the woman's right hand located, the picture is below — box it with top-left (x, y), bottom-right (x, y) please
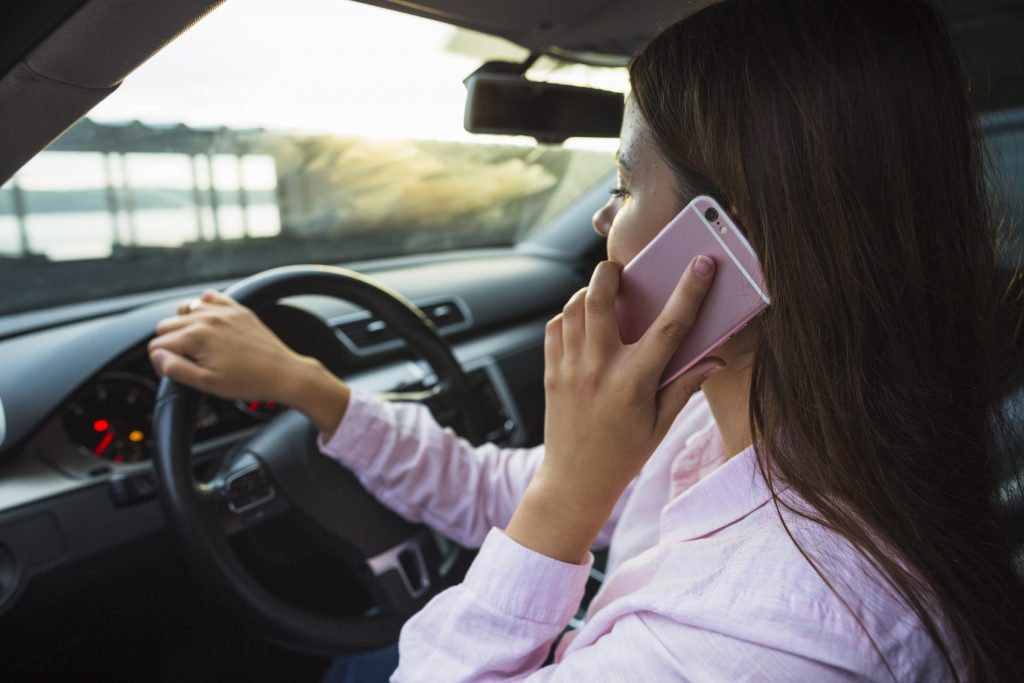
top-left (148, 289), bottom-right (351, 435)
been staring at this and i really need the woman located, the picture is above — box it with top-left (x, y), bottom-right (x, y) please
top-left (148, 0), bottom-right (1024, 680)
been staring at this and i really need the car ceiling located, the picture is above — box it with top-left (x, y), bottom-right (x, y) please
top-left (0, 0), bottom-right (87, 79)
top-left (357, 0), bottom-right (1024, 109)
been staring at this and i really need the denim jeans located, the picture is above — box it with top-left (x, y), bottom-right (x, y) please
top-left (320, 643), bottom-right (400, 683)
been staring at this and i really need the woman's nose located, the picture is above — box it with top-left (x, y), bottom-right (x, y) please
top-left (593, 202), bottom-right (614, 237)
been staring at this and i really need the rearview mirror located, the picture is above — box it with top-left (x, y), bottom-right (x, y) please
top-left (464, 65), bottom-right (624, 144)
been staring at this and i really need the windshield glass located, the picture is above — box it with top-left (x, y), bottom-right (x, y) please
top-left (0, 0), bottom-right (623, 316)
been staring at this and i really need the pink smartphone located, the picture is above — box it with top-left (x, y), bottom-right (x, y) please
top-left (614, 195), bottom-right (770, 389)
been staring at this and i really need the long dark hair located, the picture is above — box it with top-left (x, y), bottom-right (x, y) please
top-left (629, 0), bottom-right (1024, 679)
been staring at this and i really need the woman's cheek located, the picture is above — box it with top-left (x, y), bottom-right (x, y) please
top-left (613, 232), bottom-right (646, 267)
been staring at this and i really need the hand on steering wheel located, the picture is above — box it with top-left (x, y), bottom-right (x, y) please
top-left (149, 289), bottom-right (351, 436)
top-left (151, 265), bottom-right (488, 654)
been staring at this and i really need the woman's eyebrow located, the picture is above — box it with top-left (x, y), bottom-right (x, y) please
top-left (614, 150), bottom-right (632, 174)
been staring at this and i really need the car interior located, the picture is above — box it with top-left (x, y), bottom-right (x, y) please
top-left (0, 1), bottom-right (1022, 681)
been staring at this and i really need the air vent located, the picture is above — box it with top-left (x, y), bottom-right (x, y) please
top-left (336, 317), bottom-right (396, 349)
top-left (421, 301), bottom-right (466, 328)
top-left (332, 296), bottom-right (471, 354)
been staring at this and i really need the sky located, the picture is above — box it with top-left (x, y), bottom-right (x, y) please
top-left (86, 0), bottom-right (628, 145)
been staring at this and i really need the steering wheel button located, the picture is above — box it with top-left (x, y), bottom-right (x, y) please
top-left (225, 467), bottom-right (275, 513)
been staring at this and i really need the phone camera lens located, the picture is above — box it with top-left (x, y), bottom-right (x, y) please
top-left (704, 207), bottom-right (719, 222)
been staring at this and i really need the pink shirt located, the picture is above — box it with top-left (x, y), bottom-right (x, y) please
top-left (319, 386), bottom-right (955, 682)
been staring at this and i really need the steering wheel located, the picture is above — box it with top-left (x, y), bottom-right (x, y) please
top-left (151, 265), bottom-right (488, 654)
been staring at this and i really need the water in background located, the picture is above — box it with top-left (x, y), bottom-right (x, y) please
top-left (0, 150), bottom-right (281, 261)
top-left (0, 206), bottom-right (283, 261)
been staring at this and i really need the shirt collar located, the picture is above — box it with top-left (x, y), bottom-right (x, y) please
top-left (660, 424), bottom-right (787, 542)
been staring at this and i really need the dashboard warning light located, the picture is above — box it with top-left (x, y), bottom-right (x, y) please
top-left (93, 419), bottom-right (110, 432)
top-left (129, 430), bottom-right (144, 443)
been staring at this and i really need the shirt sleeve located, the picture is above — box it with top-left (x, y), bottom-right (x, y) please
top-left (391, 530), bottom-right (866, 682)
top-left (317, 385), bottom-right (632, 549)
top-left (391, 528), bottom-right (592, 682)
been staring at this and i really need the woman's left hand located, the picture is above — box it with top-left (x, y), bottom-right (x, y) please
top-left (505, 255), bottom-right (724, 564)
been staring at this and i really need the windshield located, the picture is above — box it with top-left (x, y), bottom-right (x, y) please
top-left (0, 0), bottom-right (624, 316)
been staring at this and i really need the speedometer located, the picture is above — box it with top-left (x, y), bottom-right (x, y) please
top-left (63, 372), bottom-right (156, 464)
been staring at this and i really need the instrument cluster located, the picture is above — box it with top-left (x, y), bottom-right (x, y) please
top-left (62, 356), bottom-right (282, 465)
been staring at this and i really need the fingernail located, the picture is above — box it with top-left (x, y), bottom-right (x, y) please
top-left (693, 255), bottom-right (715, 279)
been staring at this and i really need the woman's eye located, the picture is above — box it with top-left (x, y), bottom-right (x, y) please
top-left (609, 187), bottom-right (629, 198)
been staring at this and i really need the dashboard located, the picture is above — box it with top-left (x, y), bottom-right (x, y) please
top-left (0, 248), bottom-right (584, 620)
